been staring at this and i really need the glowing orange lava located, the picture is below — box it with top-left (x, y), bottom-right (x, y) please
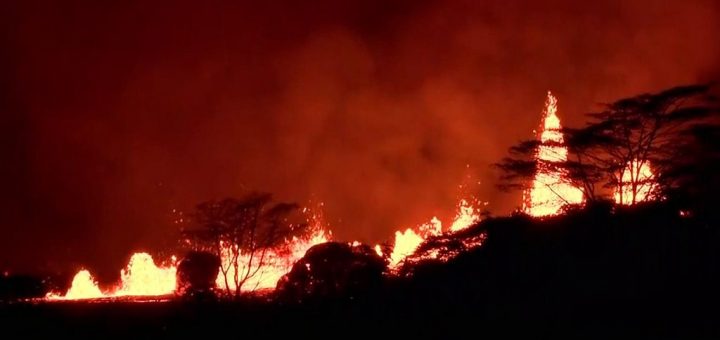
top-left (614, 159), bottom-right (657, 205)
top-left (215, 228), bottom-right (329, 292)
top-left (524, 91), bottom-right (584, 217)
top-left (387, 199), bottom-right (482, 267)
top-left (47, 198), bottom-right (482, 299)
top-left (449, 199), bottom-right (482, 232)
top-left (55, 270), bottom-right (104, 300)
top-left (114, 253), bottom-right (177, 297)
top-left (47, 252), bottom-right (177, 300)
top-left (389, 217), bottom-right (442, 267)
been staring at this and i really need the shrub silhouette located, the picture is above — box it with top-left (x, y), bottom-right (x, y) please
top-left (276, 242), bottom-right (386, 302)
top-left (176, 251), bottom-right (221, 299)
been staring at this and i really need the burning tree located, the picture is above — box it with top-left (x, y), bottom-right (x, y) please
top-left (183, 193), bottom-right (309, 297)
top-left (498, 84), bottom-right (718, 207)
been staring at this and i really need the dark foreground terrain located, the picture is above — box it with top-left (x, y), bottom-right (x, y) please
top-left (3, 201), bottom-right (720, 338)
top-left (1, 293), bottom-right (719, 338)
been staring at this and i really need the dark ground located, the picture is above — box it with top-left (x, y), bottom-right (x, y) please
top-left (3, 201), bottom-right (720, 338)
top-left (1, 295), bottom-right (718, 338)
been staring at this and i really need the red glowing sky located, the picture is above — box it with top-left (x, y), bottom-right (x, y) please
top-left (1, 0), bottom-right (718, 277)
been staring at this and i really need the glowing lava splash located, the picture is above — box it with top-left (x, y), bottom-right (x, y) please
top-left (61, 270), bottom-right (104, 300)
top-left (215, 227), bottom-right (329, 292)
top-left (48, 198), bottom-right (480, 299)
top-left (387, 199), bottom-right (482, 267)
top-left (114, 253), bottom-right (177, 297)
top-left (614, 159), bottom-right (657, 205)
top-left (48, 208), bottom-right (330, 300)
top-left (47, 252), bottom-right (177, 300)
top-left (524, 91), bottom-right (584, 217)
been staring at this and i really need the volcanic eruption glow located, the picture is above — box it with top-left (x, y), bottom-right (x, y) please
top-left (387, 199), bottom-right (482, 267)
top-left (60, 270), bottom-right (104, 300)
top-left (614, 159), bottom-right (657, 205)
top-left (524, 92), bottom-right (584, 217)
top-left (389, 217), bottom-right (442, 267)
top-left (47, 253), bottom-right (177, 300)
top-left (47, 197), bottom-right (481, 300)
top-left (215, 227), bottom-right (329, 292)
top-left (47, 208), bottom-right (331, 300)
top-left (114, 253), bottom-right (177, 297)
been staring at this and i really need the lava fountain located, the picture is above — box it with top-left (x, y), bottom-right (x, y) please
top-left (387, 198), bottom-right (482, 267)
top-left (524, 91), bottom-right (584, 217)
top-left (47, 252), bottom-right (177, 300)
top-left (47, 197), bottom-right (481, 299)
top-left (48, 207), bottom-right (331, 299)
top-left (60, 270), bottom-right (104, 300)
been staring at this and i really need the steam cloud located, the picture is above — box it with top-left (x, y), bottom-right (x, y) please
top-left (1, 0), bottom-right (718, 279)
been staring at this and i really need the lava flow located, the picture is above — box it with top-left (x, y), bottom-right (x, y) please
top-left (524, 91), bottom-right (584, 217)
top-left (47, 197), bottom-right (482, 300)
top-left (387, 198), bottom-right (482, 267)
top-left (214, 227), bottom-right (329, 292)
top-left (47, 252), bottom-right (177, 300)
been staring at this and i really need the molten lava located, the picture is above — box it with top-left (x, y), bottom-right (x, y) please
top-left (387, 199), bottom-right (482, 267)
top-left (48, 197), bottom-right (481, 299)
top-left (59, 270), bottom-right (104, 300)
top-left (114, 253), bottom-right (177, 297)
top-left (614, 159), bottom-right (657, 205)
top-left (524, 91), bottom-right (584, 217)
top-left (389, 217), bottom-right (442, 267)
top-left (215, 228), bottom-right (329, 292)
top-left (450, 199), bottom-right (482, 232)
top-left (47, 252), bottom-right (177, 300)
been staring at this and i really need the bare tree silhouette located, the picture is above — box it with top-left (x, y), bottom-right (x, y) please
top-left (497, 84), bottom-right (719, 205)
top-left (182, 193), bottom-right (308, 297)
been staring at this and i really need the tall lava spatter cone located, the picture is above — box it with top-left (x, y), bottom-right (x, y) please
top-left (523, 91), bottom-right (584, 217)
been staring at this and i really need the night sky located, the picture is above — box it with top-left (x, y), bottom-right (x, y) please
top-left (1, 0), bottom-right (719, 278)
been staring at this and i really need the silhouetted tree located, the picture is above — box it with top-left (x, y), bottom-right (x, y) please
top-left (398, 224), bottom-right (487, 278)
top-left (176, 251), bottom-right (221, 299)
top-left (662, 124), bottom-right (720, 217)
top-left (182, 193), bottom-right (308, 297)
top-left (498, 84), bottom-right (718, 205)
top-left (276, 242), bottom-right (386, 302)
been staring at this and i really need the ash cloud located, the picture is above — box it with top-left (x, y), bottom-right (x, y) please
top-left (0, 0), bottom-right (718, 277)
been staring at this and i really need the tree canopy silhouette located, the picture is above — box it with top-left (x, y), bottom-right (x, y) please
top-left (276, 242), bottom-right (386, 302)
top-left (176, 251), bottom-right (221, 299)
top-left (497, 84), bottom-right (719, 206)
top-left (181, 192), bottom-right (308, 296)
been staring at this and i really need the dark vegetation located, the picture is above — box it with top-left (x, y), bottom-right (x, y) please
top-left (180, 193), bottom-right (310, 296)
top-left (3, 200), bottom-right (720, 336)
top-left (276, 242), bottom-right (386, 302)
top-left (497, 84), bottom-right (719, 204)
top-left (175, 251), bottom-right (220, 300)
top-left (2, 85), bottom-right (720, 336)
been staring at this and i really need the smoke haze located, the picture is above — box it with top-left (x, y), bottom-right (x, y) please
top-left (1, 0), bottom-right (718, 278)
